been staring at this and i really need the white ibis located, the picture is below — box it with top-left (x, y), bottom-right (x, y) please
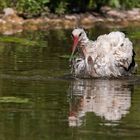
top-left (70, 28), bottom-right (136, 78)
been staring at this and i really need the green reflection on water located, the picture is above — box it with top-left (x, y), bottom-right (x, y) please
top-left (0, 26), bottom-right (139, 140)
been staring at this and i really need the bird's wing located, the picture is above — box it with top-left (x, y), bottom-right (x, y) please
top-left (108, 31), bottom-right (133, 70)
top-left (95, 31), bottom-right (133, 70)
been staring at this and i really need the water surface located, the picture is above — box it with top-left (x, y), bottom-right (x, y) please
top-left (0, 25), bottom-right (140, 140)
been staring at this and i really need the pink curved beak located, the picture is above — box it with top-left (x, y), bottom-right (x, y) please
top-left (69, 36), bottom-right (79, 61)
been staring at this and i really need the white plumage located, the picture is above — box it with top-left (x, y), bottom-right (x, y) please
top-left (70, 28), bottom-right (136, 78)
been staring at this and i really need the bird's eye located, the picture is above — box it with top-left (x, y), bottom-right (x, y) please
top-left (71, 34), bottom-right (74, 39)
top-left (79, 33), bottom-right (82, 37)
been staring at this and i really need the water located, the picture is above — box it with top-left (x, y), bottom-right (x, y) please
top-left (0, 25), bottom-right (140, 140)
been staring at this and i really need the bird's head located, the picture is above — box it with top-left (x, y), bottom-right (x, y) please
top-left (70, 28), bottom-right (87, 61)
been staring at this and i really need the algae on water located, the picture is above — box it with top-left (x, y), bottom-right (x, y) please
top-left (0, 36), bottom-right (38, 46)
top-left (0, 96), bottom-right (29, 103)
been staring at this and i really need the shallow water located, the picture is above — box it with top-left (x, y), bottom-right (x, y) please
top-left (0, 25), bottom-right (140, 140)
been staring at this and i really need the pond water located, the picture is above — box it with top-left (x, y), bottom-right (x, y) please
top-left (0, 25), bottom-right (140, 140)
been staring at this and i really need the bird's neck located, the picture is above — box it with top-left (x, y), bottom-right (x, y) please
top-left (79, 36), bottom-right (89, 57)
top-left (80, 35), bottom-right (89, 44)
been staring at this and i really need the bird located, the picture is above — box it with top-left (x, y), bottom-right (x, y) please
top-left (70, 28), bottom-right (136, 78)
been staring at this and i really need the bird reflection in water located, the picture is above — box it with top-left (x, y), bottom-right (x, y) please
top-left (68, 79), bottom-right (132, 127)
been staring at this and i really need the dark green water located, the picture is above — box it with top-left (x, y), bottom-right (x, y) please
top-left (0, 25), bottom-right (140, 140)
